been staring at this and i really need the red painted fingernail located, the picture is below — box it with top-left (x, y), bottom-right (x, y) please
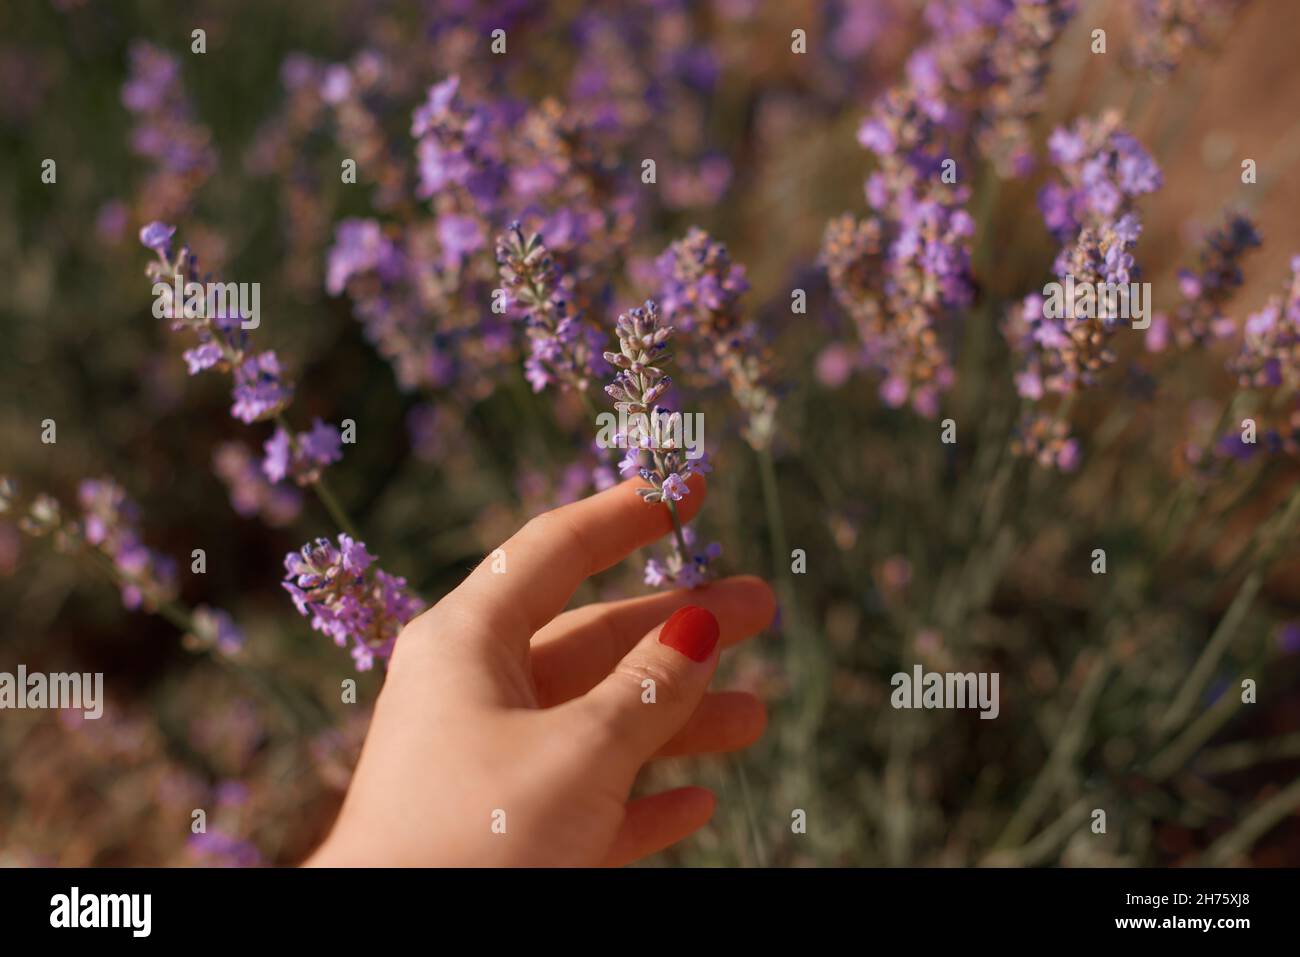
top-left (658, 606), bottom-right (720, 662)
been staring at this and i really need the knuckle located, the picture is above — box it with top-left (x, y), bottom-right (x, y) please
top-left (524, 509), bottom-right (593, 576)
top-left (613, 655), bottom-right (682, 708)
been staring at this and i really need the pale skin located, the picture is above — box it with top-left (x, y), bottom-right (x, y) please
top-left (307, 474), bottom-right (776, 866)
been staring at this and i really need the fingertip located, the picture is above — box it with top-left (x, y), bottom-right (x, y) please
top-left (659, 605), bottom-right (721, 662)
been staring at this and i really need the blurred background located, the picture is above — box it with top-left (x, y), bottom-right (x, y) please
top-left (2, 0), bottom-right (1300, 866)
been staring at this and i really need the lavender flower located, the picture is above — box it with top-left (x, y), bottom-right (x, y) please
top-left (972, 1), bottom-right (1077, 177)
top-left (655, 228), bottom-right (777, 448)
top-left (496, 223), bottom-right (606, 393)
top-left (1010, 412), bottom-right (1082, 472)
top-left (11, 477), bottom-right (252, 665)
top-left (411, 75), bottom-right (503, 207)
top-left (910, 0), bottom-right (1078, 177)
top-left (603, 301), bottom-right (707, 501)
top-left (139, 221), bottom-right (176, 253)
top-left (603, 300), bottom-right (718, 587)
top-left (1005, 114), bottom-right (1162, 397)
top-left (1228, 255), bottom-right (1300, 391)
top-left (644, 525), bottom-right (722, 590)
top-left (1131, 0), bottom-right (1254, 80)
top-left (142, 224), bottom-right (296, 424)
top-left (1038, 113), bottom-right (1162, 245)
top-left (325, 217), bottom-right (506, 396)
top-left (212, 442), bottom-right (303, 526)
top-left (325, 218), bottom-right (404, 297)
top-left (77, 478), bottom-right (178, 612)
top-left (190, 605), bottom-right (246, 657)
top-left (263, 419), bottom-right (343, 486)
top-left (121, 42), bottom-right (216, 220)
top-left (283, 535), bottom-right (424, 671)
top-left (822, 54), bottom-right (976, 419)
top-left (1161, 213), bottom-right (1261, 349)
top-left (231, 352), bottom-right (293, 424)
top-left (820, 197), bottom-right (971, 417)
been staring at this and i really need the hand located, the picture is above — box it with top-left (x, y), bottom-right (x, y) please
top-left (307, 475), bottom-right (775, 866)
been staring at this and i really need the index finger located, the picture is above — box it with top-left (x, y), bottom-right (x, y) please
top-left (448, 473), bottom-right (707, 646)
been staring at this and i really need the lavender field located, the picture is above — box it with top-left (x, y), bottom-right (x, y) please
top-left (2, 0), bottom-right (1300, 868)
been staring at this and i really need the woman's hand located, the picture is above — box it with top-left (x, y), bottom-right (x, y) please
top-left (307, 475), bottom-right (775, 866)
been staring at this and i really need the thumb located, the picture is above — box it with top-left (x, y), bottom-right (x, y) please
top-left (576, 606), bottom-right (721, 789)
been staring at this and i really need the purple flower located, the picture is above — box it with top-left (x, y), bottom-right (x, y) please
top-left (654, 228), bottom-right (776, 447)
top-left (1278, 622), bottom-right (1300, 655)
top-left (325, 218), bottom-right (404, 296)
top-left (231, 352), bottom-right (293, 424)
top-left (261, 428), bottom-right (293, 484)
top-left (261, 419), bottom-right (342, 486)
top-left (605, 300), bottom-right (711, 530)
top-left (121, 42), bottom-right (215, 216)
top-left (1005, 115), bottom-right (1162, 399)
top-left (183, 341), bottom-right (223, 375)
top-left (1169, 213), bottom-right (1261, 348)
top-left (282, 535), bottom-right (423, 671)
top-left (212, 442), bottom-right (301, 526)
top-left (411, 76), bottom-right (461, 138)
top-left (76, 478), bottom-right (178, 612)
top-left (437, 214), bottom-right (485, 270)
top-left (139, 221), bottom-right (176, 252)
top-left (191, 605), bottom-right (245, 656)
top-left (1229, 256), bottom-right (1300, 390)
top-left (644, 558), bottom-right (669, 588)
top-left (1132, 0), bottom-right (1249, 79)
top-left (643, 526), bottom-right (722, 592)
top-left (1010, 413), bottom-right (1082, 472)
top-left (411, 75), bottom-right (502, 204)
top-left (822, 65), bottom-right (977, 419)
top-left (1037, 112), bottom-right (1162, 244)
top-left (661, 473), bottom-right (690, 502)
top-left (320, 64), bottom-right (351, 104)
top-left (339, 534), bottom-right (372, 574)
top-left (496, 223), bottom-right (605, 393)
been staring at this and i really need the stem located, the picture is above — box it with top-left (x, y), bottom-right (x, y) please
top-left (1156, 486), bottom-right (1300, 736)
top-left (994, 650), bottom-right (1112, 849)
top-left (273, 412), bottom-right (360, 538)
top-left (1197, 730), bottom-right (1300, 775)
top-left (731, 755), bottom-right (769, 867)
top-left (983, 798), bottom-right (1091, 868)
top-left (653, 450), bottom-right (691, 561)
top-left (757, 445), bottom-right (827, 834)
top-left (1198, 776), bottom-right (1300, 866)
top-left (311, 473), bottom-right (359, 539)
top-left (1149, 679), bottom-right (1244, 782)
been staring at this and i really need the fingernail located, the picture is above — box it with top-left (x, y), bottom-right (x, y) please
top-left (658, 606), bottom-right (720, 662)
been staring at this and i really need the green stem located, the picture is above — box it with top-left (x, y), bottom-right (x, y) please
top-left (653, 449), bottom-right (691, 561)
top-left (272, 412), bottom-right (360, 538)
top-left (1199, 777), bottom-right (1300, 866)
top-left (311, 473), bottom-right (359, 539)
top-left (1156, 486), bottom-right (1300, 736)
